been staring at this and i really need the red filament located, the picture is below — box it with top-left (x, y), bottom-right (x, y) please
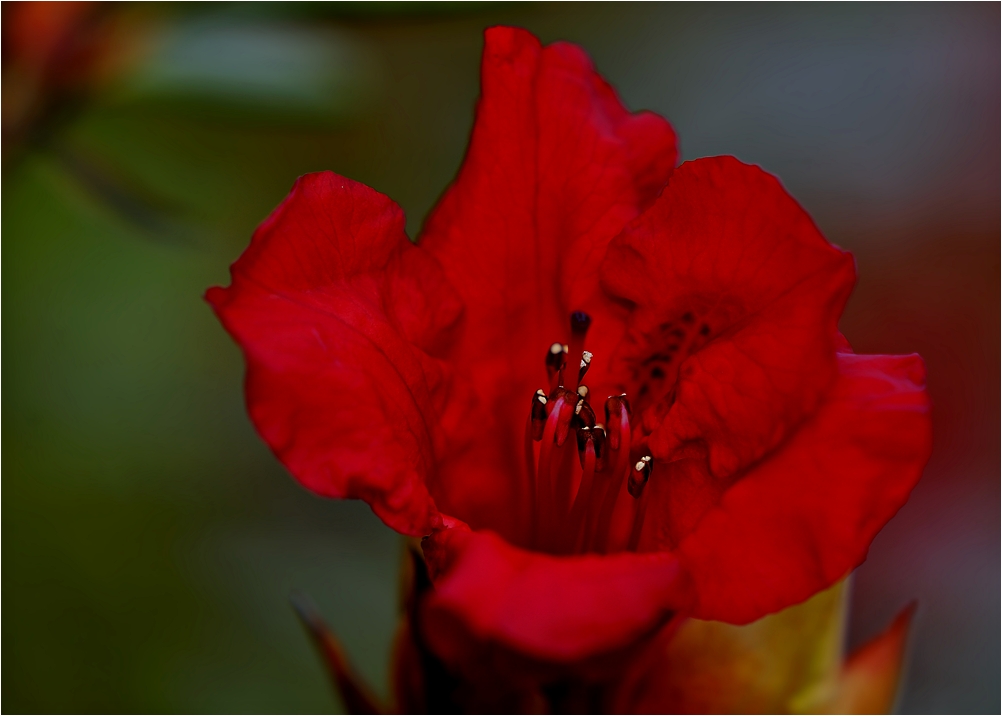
top-left (525, 312), bottom-right (653, 554)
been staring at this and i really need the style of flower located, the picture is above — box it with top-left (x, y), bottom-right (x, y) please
top-left (208, 26), bottom-right (931, 712)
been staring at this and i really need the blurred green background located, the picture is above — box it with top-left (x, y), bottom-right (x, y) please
top-left (3, 3), bottom-right (998, 713)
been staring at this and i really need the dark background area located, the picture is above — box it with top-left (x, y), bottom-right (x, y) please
top-left (3, 3), bottom-right (998, 712)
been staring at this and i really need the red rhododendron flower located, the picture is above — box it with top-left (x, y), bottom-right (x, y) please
top-left (208, 25), bottom-right (931, 709)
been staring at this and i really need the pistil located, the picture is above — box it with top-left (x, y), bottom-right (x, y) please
top-left (566, 311), bottom-right (591, 394)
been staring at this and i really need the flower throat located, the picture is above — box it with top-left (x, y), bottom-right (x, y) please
top-left (524, 311), bottom-right (652, 555)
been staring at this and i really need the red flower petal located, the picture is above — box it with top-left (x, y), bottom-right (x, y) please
top-left (603, 156), bottom-right (856, 479)
top-left (419, 26), bottom-right (678, 540)
top-left (207, 172), bottom-right (463, 536)
top-left (669, 352), bottom-right (931, 623)
top-left (421, 526), bottom-right (691, 665)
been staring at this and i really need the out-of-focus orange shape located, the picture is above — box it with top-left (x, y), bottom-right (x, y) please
top-left (821, 603), bottom-right (916, 714)
top-left (2, 1), bottom-right (153, 151)
top-left (4, 1), bottom-right (95, 74)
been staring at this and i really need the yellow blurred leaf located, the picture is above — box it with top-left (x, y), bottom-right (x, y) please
top-left (613, 580), bottom-right (848, 713)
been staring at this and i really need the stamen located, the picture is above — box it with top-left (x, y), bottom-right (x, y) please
top-left (573, 400), bottom-right (593, 434)
top-left (578, 351), bottom-right (593, 383)
top-left (603, 476), bottom-right (637, 553)
top-left (604, 395), bottom-right (632, 492)
top-left (523, 414), bottom-right (538, 541)
top-left (563, 428), bottom-right (598, 552)
top-left (573, 393), bottom-right (596, 435)
top-left (550, 436), bottom-right (578, 534)
top-left (551, 388), bottom-right (577, 447)
top-left (604, 394), bottom-right (631, 451)
top-left (591, 424), bottom-right (607, 472)
top-left (536, 392), bottom-right (569, 548)
top-left (575, 426), bottom-right (594, 469)
top-left (629, 456), bottom-right (652, 498)
top-left (627, 456), bottom-right (654, 551)
top-left (589, 396), bottom-right (632, 552)
top-left (524, 389), bottom-right (549, 540)
top-left (546, 342), bottom-right (566, 393)
top-left (530, 389), bottom-right (548, 441)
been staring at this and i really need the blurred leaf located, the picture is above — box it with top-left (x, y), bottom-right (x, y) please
top-left (292, 593), bottom-right (385, 714)
top-left (53, 143), bottom-right (196, 240)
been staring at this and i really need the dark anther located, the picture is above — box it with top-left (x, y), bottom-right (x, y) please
top-left (681, 311), bottom-right (694, 323)
top-left (575, 425), bottom-right (606, 469)
top-left (570, 311), bottom-right (592, 335)
top-left (578, 350), bottom-right (593, 382)
top-left (545, 342), bottom-right (569, 370)
top-left (592, 425), bottom-right (607, 470)
top-left (699, 324), bottom-right (710, 336)
top-left (572, 398), bottom-right (596, 430)
top-left (629, 456), bottom-right (653, 498)
top-left (549, 385), bottom-right (577, 403)
top-left (530, 389), bottom-right (548, 441)
top-left (546, 341), bottom-right (566, 372)
top-left (604, 394), bottom-right (632, 424)
top-left (576, 427), bottom-right (595, 468)
top-left (604, 394), bottom-right (630, 451)
top-left (547, 387), bottom-right (581, 447)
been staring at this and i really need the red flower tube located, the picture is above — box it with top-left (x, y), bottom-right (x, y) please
top-left (208, 25), bottom-right (931, 710)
